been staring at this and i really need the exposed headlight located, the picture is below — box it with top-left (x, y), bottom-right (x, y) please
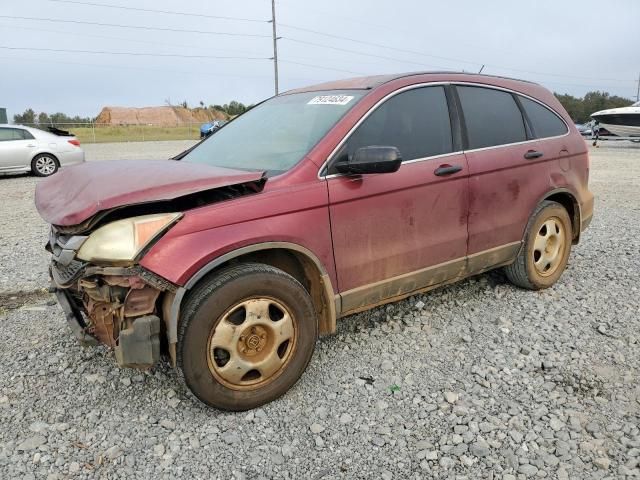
top-left (77, 213), bottom-right (181, 264)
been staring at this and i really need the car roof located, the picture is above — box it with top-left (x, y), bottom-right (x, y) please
top-left (284, 71), bottom-right (539, 94)
top-left (0, 124), bottom-right (32, 130)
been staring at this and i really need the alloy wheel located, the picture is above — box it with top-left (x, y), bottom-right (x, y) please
top-left (35, 156), bottom-right (57, 175)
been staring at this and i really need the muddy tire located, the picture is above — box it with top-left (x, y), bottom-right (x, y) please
top-left (177, 263), bottom-right (318, 411)
top-left (31, 153), bottom-right (59, 177)
top-left (504, 201), bottom-right (572, 290)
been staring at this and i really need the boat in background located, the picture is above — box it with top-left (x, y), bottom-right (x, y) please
top-left (591, 101), bottom-right (640, 137)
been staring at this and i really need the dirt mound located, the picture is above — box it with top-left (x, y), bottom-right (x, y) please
top-left (95, 106), bottom-right (228, 126)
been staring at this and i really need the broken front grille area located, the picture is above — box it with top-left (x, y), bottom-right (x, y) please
top-left (48, 226), bottom-right (88, 287)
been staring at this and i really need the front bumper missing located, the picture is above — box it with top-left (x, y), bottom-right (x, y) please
top-left (50, 265), bottom-right (172, 369)
top-left (47, 226), bottom-right (172, 368)
top-left (53, 285), bottom-right (99, 347)
top-left (54, 283), bottom-right (162, 367)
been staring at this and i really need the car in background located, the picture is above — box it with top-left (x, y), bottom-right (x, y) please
top-left (0, 125), bottom-right (85, 177)
top-left (575, 123), bottom-right (592, 136)
top-left (199, 120), bottom-right (227, 138)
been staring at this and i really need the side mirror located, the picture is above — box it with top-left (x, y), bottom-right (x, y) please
top-left (335, 146), bottom-right (402, 175)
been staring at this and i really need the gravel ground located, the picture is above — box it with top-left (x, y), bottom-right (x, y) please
top-left (0, 140), bottom-right (639, 479)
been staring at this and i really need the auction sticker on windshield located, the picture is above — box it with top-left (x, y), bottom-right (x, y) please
top-left (308, 95), bottom-right (354, 105)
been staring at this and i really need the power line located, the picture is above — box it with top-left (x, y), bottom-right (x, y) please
top-left (0, 55), bottom-right (273, 79)
top-left (270, 0), bottom-right (279, 95)
top-left (280, 24), bottom-right (479, 67)
top-left (283, 37), bottom-right (448, 70)
top-left (0, 15), bottom-right (271, 38)
top-left (0, 23), bottom-right (271, 57)
top-left (279, 60), bottom-right (364, 76)
top-left (0, 48), bottom-right (360, 76)
top-left (6, 11), bottom-right (634, 87)
top-left (279, 23), bottom-right (633, 85)
top-left (0, 45), bottom-right (270, 60)
top-left (40, 0), bottom-right (268, 23)
top-left (276, 0), bottom-right (388, 30)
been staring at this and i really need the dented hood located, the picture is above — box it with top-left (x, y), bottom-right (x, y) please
top-left (35, 159), bottom-right (265, 226)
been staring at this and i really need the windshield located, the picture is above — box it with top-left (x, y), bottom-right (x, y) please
top-left (182, 90), bottom-right (365, 174)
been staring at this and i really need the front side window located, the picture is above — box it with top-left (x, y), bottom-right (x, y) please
top-left (0, 128), bottom-right (26, 142)
top-left (332, 86), bottom-right (453, 171)
top-left (457, 86), bottom-right (527, 149)
top-left (519, 96), bottom-right (568, 139)
top-left (182, 90), bottom-right (365, 175)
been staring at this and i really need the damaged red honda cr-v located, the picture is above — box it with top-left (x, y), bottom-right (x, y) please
top-left (36, 72), bottom-right (593, 410)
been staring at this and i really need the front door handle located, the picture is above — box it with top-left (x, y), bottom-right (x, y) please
top-left (524, 150), bottom-right (544, 160)
top-left (434, 164), bottom-right (463, 176)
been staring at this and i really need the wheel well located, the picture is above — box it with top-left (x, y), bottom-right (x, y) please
top-left (544, 192), bottom-right (580, 240)
top-left (205, 248), bottom-right (335, 335)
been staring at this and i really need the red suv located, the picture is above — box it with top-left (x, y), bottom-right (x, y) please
top-left (36, 72), bottom-right (593, 410)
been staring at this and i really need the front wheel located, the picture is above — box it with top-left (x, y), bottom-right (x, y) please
top-left (177, 263), bottom-right (318, 411)
top-left (504, 201), bottom-right (572, 290)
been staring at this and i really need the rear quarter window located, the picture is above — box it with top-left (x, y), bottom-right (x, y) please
top-left (19, 129), bottom-right (35, 140)
top-left (457, 86), bottom-right (527, 149)
top-left (519, 96), bottom-right (568, 138)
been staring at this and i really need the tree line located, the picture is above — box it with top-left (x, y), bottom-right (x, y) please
top-left (555, 91), bottom-right (633, 124)
top-left (13, 108), bottom-right (93, 126)
top-left (12, 92), bottom-right (634, 127)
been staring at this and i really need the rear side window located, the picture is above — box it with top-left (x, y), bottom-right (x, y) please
top-left (457, 86), bottom-right (527, 149)
top-left (19, 129), bottom-right (35, 140)
top-left (519, 97), bottom-right (568, 138)
top-left (335, 86), bottom-right (453, 166)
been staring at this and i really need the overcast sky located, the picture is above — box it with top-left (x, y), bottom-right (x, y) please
top-left (1, 0), bottom-right (638, 119)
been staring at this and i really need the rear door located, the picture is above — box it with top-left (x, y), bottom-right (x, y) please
top-left (326, 85), bottom-right (469, 313)
top-left (0, 128), bottom-right (35, 170)
top-left (455, 85), bottom-right (568, 267)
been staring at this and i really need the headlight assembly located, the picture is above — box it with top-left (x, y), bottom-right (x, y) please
top-left (77, 213), bottom-right (181, 264)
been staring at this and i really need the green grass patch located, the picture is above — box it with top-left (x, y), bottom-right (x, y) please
top-left (71, 125), bottom-right (201, 144)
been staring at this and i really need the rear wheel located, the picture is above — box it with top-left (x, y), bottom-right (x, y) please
top-left (504, 201), bottom-right (572, 290)
top-left (177, 263), bottom-right (318, 411)
top-left (31, 153), bottom-right (59, 177)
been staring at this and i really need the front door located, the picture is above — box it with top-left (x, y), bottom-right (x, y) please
top-left (0, 128), bottom-right (33, 170)
top-left (326, 85), bottom-right (469, 313)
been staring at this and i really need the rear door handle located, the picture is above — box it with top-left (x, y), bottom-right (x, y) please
top-left (524, 150), bottom-right (544, 160)
top-left (434, 164), bottom-right (463, 176)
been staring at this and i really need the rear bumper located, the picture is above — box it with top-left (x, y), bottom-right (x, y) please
top-left (580, 191), bottom-right (594, 233)
top-left (58, 149), bottom-right (85, 167)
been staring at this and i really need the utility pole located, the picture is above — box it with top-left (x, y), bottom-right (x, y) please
top-left (270, 0), bottom-right (279, 96)
top-left (636, 71), bottom-right (640, 102)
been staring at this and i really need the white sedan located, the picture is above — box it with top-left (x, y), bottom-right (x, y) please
top-left (0, 125), bottom-right (85, 177)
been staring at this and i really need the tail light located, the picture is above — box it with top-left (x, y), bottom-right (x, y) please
top-left (68, 139), bottom-right (80, 147)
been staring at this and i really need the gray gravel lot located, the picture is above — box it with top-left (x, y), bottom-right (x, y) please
top-left (0, 140), bottom-right (639, 479)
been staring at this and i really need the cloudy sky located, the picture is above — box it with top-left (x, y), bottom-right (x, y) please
top-left (1, 0), bottom-right (638, 119)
